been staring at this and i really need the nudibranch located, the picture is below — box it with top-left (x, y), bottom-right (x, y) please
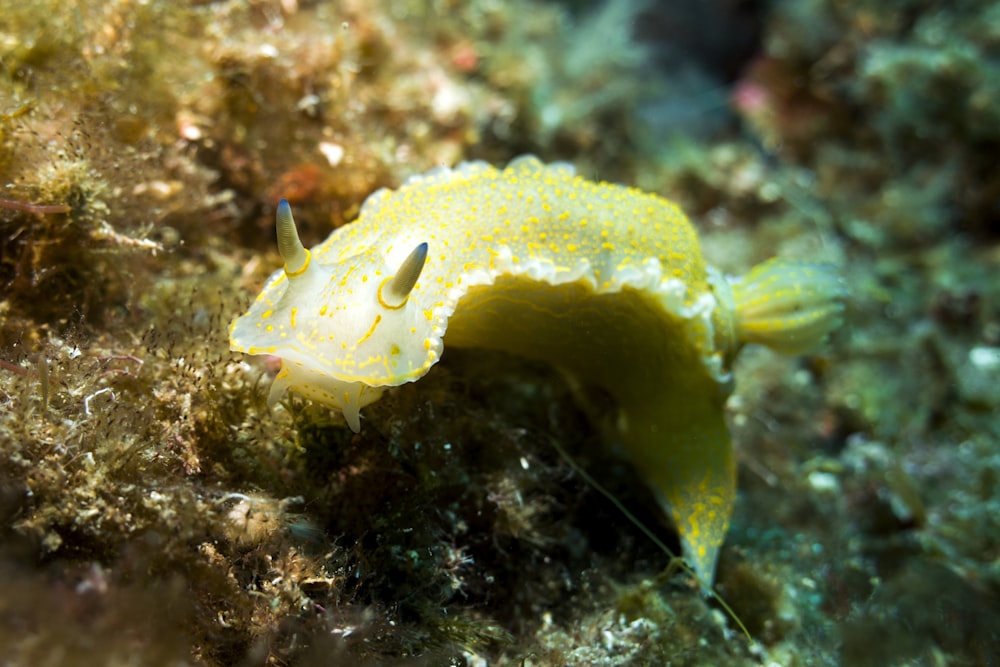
top-left (230, 156), bottom-right (846, 588)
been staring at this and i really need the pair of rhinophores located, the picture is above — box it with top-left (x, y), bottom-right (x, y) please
top-left (230, 155), bottom-right (846, 590)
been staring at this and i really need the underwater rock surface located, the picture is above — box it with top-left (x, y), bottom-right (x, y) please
top-left (1, 0), bottom-right (998, 665)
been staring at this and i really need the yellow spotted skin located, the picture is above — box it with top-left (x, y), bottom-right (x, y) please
top-left (230, 155), bottom-right (846, 589)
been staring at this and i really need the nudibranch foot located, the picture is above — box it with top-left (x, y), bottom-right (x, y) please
top-left (625, 404), bottom-right (735, 592)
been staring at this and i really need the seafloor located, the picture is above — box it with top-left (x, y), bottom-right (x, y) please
top-left (1, 1), bottom-right (998, 665)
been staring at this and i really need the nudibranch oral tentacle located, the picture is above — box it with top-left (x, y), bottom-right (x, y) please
top-left (230, 156), bottom-right (846, 589)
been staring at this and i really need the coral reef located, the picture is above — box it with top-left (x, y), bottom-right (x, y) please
top-left (1, 0), bottom-right (998, 665)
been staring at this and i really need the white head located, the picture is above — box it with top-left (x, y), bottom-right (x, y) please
top-left (230, 200), bottom-right (437, 431)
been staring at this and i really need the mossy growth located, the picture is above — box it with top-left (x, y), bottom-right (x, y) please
top-left (0, 1), bottom-right (219, 328)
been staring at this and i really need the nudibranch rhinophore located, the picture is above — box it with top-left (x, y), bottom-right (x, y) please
top-left (230, 156), bottom-right (846, 589)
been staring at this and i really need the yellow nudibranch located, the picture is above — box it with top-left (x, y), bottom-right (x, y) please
top-left (230, 156), bottom-right (846, 588)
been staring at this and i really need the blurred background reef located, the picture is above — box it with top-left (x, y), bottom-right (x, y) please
top-left (1, 0), bottom-right (998, 665)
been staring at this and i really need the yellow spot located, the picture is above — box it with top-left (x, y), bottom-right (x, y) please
top-left (357, 315), bottom-right (382, 345)
top-left (290, 308), bottom-right (298, 328)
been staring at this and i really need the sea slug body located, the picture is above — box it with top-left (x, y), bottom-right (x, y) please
top-left (230, 155), bottom-right (846, 589)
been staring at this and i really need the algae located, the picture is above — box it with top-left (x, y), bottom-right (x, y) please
top-left (1, 0), bottom-right (998, 665)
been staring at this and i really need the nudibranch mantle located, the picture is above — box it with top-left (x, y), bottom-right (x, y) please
top-left (230, 155), bottom-right (846, 588)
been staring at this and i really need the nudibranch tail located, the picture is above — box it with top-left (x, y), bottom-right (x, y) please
top-left (379, 242), bottom-right (428, 309)
top-left (732, 258), bottom-right (847, 354)
top-left (276, 199), bottom-right (310, 276)
top-left (631, 406), bottom-right (735, 594)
